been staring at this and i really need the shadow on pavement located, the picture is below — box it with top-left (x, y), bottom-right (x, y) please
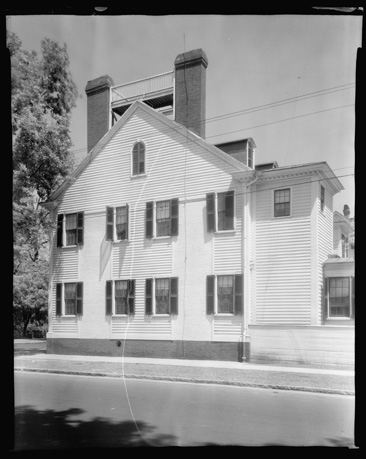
top-left (13, 405), bottom-right (177, 449)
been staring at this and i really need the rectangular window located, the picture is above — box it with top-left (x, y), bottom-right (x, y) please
top-left (65, 214), bottom-right (77, 246)
top-left (145, 278), bottom-right (178, 316)
top-left (155, 278), bottom-right (170, 314)
top-left (56, 283), bottom-right (83, 316)
top-left (156, 201), bottom-right (171, 237)
top-left (247, 144), bottom-right (254, 169)
top-left (217, 275), bottom-right (234, 313)
top-left (207, 191), bottom-right (235, 232)
top-left (146, 199), bottom-right (179, 238)
top-left (341, 234), bottom-right (349, 258)
top-left (105, 280), bottom-right (135, 315)
top-left (116, 206), bottom-right (129, 240)
top-left (320, 185), bottom-right (325, 212)
top-left (325, 277), bottom-right (354, 318)
top-left (57, 212), bottom-right (84, 247)
top-left (274, 188), bottom-right (291, 217)
top-left (217, 191), bottom-right (234, 231)
top-left (106, 205), bottom-right (129, 241)
top-left (206, 274), bottom-right (243, 315)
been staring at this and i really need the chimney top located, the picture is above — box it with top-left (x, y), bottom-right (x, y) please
top-left (85, 74), bottom-right (114, 94)
top-left (174, 49), bottom-right (208, 69)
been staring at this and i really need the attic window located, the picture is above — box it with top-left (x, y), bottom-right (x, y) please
top-left (132, 141), bottom-right (145, 175)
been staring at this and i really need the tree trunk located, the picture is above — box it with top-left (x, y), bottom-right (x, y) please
top-left (22, 309), bottom-right (31, 338)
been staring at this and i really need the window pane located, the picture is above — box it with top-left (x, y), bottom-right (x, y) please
top-left (64, 283), bottom-right (76, 315)
top-left (116, 207), bottom-right (127, 240)
top-left (329, 277), bottom-right (350, 317)
top-left (115, 280), bottom-right (128, 314)
top-left (133, 142), bottom-right (145, 175)
top-left (156, 201), bottom-right (171, 237)
top-left (217, 276), bottom-right (234, 313)
top-left (274, 190), bottom-right (290, 217)
top-left (156, 278), bottom-right (169, 314)
top-left (66, 213), bottom-right (77, 245)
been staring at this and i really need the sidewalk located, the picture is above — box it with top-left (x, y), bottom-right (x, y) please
top-left (14, 350), bottom-right (355, 396)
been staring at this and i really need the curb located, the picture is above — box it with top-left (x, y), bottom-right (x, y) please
top-left (14, 367), bottom-right (355, 396)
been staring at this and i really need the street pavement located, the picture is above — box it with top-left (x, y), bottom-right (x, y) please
top-left (13, 340), bottom-right (355, 396)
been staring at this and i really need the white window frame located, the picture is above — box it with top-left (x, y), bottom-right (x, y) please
top-left (146, 277), bottom-right (177, 316)
top-left (131, 140), bottom-right (147, 178)
top-left (209, 274), bottom-right (238, 316)
top-left (247, 142), bottom-right (255, 169)
top-left (146, 200), bottom-right (179, 239)
top-left (110, 279), bottom-right (135, 316)
top-left (56, 283), bottom-right (77, 317)
top-left (106, 206), bottom-right (129, 242)
top-left (326, 276), bottom-right (354, 319)
top-left (208, 191), bottom-right (236, 233)
top-left (272, 186), bottom-right (292, 219)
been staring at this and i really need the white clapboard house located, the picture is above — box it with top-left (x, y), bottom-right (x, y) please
top-left (43, 49), bottom-right (354, 367)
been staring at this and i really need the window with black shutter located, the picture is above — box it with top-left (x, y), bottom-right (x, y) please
top-left (57, 214), bottom-right (64, 247)
top-left (106, 206), bottom-right (114, 241)
top-left (218, 191), bottom-right (234, 231)
top-left (77, 212), bottom-right (84, 245)
top-left (234, 274), bottom-right (243, 315)
top-left (206, 193), bottom-right (216, 232)
top-left (106, 281), bottom-right (112, 315)
top-left (145, 278), bottom-right (153, 315)
top-left (56, 283), bottom-right (62, 316)
top-left (171, 199), bottom-right (179, 236)
top-left (206, 275), bottom-right (215, 315)
top-left (76, 282), bottom-right (83, 315)
top-left (170, 278), bottom-right (179, 315)
top-left (128, 280), bottom-right (135, 316)
top-left (146, 202), bottom-right (154, 238)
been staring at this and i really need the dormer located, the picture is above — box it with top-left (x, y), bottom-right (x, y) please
top-left (215, 138), bottom-right (256, 169)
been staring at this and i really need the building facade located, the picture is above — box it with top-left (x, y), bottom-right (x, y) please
top-left (43, 49), bottom-right (354, 367)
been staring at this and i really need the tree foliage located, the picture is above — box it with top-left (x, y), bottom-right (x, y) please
top-left (10, 31), bottom-right (78, 336)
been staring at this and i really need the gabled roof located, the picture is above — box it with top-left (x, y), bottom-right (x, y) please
top-left (43, 100), bottom-right (251, 206)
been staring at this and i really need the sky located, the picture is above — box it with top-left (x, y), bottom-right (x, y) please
top-left (7, 12), bottom-right (362, 216)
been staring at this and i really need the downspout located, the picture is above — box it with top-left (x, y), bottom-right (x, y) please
top-left (242, 172), bottom-right (258, 362)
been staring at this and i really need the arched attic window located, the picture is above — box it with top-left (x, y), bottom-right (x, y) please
top-left (132, 141), bottom-right (145, 176)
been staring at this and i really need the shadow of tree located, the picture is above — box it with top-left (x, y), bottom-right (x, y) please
top-left (14, 405), bottom-right (177, 449)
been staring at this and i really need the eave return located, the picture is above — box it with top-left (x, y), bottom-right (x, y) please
top-left (111, 71), bottom-right (174, 122)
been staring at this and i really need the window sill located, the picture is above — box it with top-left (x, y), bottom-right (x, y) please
top-left (214, 229), bottom-right (236, 234)
top-left (272, 215), bottom-right (292, 220)
top-left (131, 173), bottom-right (147, 179)
top-left (214, 313), bottom-right (235, 317)
top-left (327, 316), bottom-right (353, 320)
top-left (147, 314), bottom-right (172, 318)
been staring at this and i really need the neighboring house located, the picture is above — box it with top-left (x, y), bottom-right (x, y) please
top-left (43, 49), bottom-right (354, 367)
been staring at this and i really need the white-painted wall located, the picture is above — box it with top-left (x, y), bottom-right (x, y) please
top-left (49, 107), bottom-right (245, 342)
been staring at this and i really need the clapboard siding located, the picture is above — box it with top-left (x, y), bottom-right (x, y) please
top-left (214, 316), bottom-right (243, 341)
top-left (254, 180), bottom-right (312, 325)
top-left (53, 248), bottom-right (79, 281)
top-left (249, 325), bottom-right (355, 367)
top-left (51, 106), bottom-right (243, 341)
top-left (318, 184), bottom-right (333, 324)
top-left (51, 284), bottom-right (78, 335)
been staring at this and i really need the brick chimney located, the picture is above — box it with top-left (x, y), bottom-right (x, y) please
top-left (174, 49), bottom-right (208, 138)
top-left (85, 75), bottom-right (114, 153)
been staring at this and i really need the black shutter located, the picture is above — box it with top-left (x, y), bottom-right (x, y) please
top-left (57, 214), bottom-right (64, 247)
top-left (76, 282), bottom-right (83, 315)
top-left (77, 212), bottom-right (84, 245)
top-left (106, 207), bottom-right (114, 241)
top-left (206, 193), bottom-right (216, 232)
top-left (56, 283), bottom-right (62, 316)
top-left (145, 278), bottom-right (153, 315)
top-left (170, 277), bottom-right (178, 315)
top-left (225, 191), bottom-right (235, 230)
top-left (106, 281), bottom-right (112, 315)
top-left (171, 199), bottom-right (179, 236)
top-left (146, 202), bottom-right (154, 238)
top-left (125, 204), bottom-right (129, 240)
top-left (234, 274), bottom-right (243, 315)
top-left (206, 275), bottom-right (215, 314)
top-left (128, 280), bottom-right (135, 316)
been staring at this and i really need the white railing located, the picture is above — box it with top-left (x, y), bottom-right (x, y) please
top-left (111, 71), bottom-right (174, 105)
